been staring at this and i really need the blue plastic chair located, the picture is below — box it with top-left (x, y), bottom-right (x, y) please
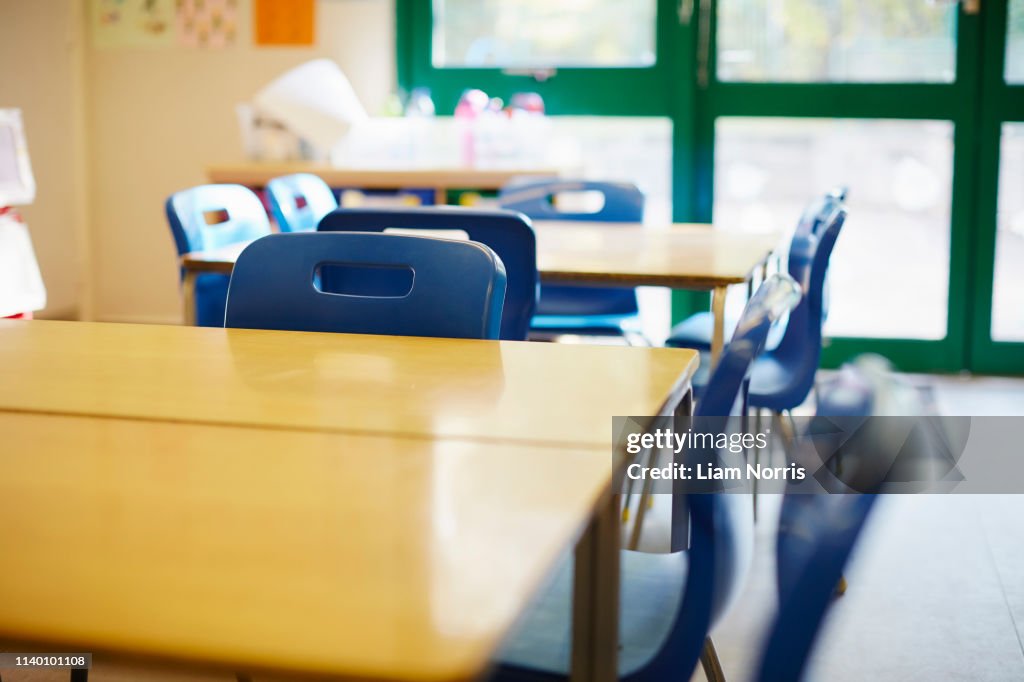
top-left (754, 364), bottom-right (877, 682)
top-left (224, 232), bottom-right (507, 340)
top-left (499, 179), bottom-right (645, 336)
top-left (746, 207), bottom-right (846, 414)
top-left (754, 354), bottom-right (940, 682)
top-left (667, 188), bottom-right (847, 350)
top-left (677, 207), bottom-right (846, 420)
top-left (266, 173), bottom-right (339, 233)
top-left (318, 207), bottom-right (537, 341)
top-left (490, 274), bottom-right (802, 682)
top-left (166, 184), bottom-right (272, 327)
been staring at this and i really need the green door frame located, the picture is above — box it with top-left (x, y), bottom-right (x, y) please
top-left (968, 0), bottom-right (1024, 374)
top-left (398, 0), bottom-right (684, 117)
top-left (694, 1), bottom-right (985, 374)
top-left (395, 1), bottom-right (1019, 374)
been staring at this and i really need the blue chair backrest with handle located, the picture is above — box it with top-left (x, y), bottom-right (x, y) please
top-left (753, 206), bottom-right (847, 412)
top-left (795, 186), bottom-right (847, 239)
top-left (266, 173), bottom-right (339, 233)
top-left (166, 184), bottom-right (272, 326)
top-left (318, 207), bottom-right (537, 341)
top-left (499, 178), bottom-right (645, 223)
top-left (225, 232), bottom-right (507, 340)
top-left (499, 179), bottom-right (644, 319)
top-left (492, 274), bottom-right (802, 682)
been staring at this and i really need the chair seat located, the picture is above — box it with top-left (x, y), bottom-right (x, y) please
top-left (530, 313), bottom-right (641, 337)
top-left (666, 311), bottom-right (787, 351)
top-left (747, 355), bottom-right (799, 409)
top-left (691, 349), bottom-right (803, 412)
top-left (536, 284), bottom-right (639, 318)
top-left (665, 311), bottom-right (719, 350)
top-left (493, 550), bottom-right (687, 681)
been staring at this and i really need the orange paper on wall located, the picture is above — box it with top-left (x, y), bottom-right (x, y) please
top-left (254, 0), bottom-right (315, 46)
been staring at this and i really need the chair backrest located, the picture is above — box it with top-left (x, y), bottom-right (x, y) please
top-left (754, 356), bottom-right (930, 682)
top-left (498, 179), bottom-right (644, 223)
top-left (224, 232), bottom-right (507, 340)
top-left (266, 173), bottom-right (339, 233)
top-left (765, 206), bottom-right (847, 408)
top-left (166, 184), bottom-right (271, 257)
top-left (318, 207), bottom-right (537, 341)
top-left (687, 272), bottom-right (803, 609)
top-left (643, 274), bottom-right (802, 680)
top-left (795, 187), bottom-right (848, 239)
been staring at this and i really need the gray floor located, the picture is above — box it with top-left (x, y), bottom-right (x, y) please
top-left (705, 494), bottom-right (1024, 682)
top-left (700, 374), bottom-right (1024, 682)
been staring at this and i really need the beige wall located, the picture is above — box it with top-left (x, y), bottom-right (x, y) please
top-left (88, 0), bottom-right (395, 323)
top-left (0, 0), bottom-right (89, 319)
top-left (0, 0), bottom-right (394, 323)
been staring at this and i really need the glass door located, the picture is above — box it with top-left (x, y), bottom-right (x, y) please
top-left (692, 0), bottom-right (983, 373)
top-left (970, 0), bottom-right (1024, 373)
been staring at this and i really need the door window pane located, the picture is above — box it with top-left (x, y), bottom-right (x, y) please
top-left (991, 124), bottom-right (1024, 342)
top-left (715, 118), bottom-right (953, 340)
top-left (1008, 0), bottom-right (1024, 84)
top-left (432, 0), bottom-right (656, 68)
top-left (717, 0), bottom-right (957, 83)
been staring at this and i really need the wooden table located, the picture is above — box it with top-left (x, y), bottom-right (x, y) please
top-left (180, 220), bottom-right (781, 363)
top-left (0, 320), bottom-right (694, 449)
top-left (207, 163), bottom-right (561, 205)
top-left (0, 320), bottom-right (698, 682)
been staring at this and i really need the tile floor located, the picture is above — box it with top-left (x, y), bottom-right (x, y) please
top-left (699, 373), bottom-right (1024, 681)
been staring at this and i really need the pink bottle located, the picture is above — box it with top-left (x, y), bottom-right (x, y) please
top-left (454, 89), bottom-right (489, 166)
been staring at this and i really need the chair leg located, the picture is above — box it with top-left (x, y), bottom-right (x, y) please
top-left (773, 410), bottom-right (796, 454)
top-left (752, 408), bottom-right (763, 523)
top-left (700, 637), bottom-right (727, 682)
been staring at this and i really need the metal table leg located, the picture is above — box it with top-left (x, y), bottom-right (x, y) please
top-left (182, 270), bottom-right (197, 326)
top-left (571, 489), bottom-right (620, 682)
top-left (710, 285), bottom-right (728, 368)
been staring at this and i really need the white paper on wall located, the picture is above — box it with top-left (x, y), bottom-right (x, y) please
top-left (251, 59), bottom-right (368, 156)
top-left (0, 109), bottom-right (36, 207)
top-left (0, 214), bottom-right (47, 317)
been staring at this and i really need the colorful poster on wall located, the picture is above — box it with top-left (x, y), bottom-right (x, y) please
top-left (91, 0), bottom-right (175, 48)
top-left (177, 0), bottom-right (239, 49)
top-left (254, 0), bottom-right (316, 47)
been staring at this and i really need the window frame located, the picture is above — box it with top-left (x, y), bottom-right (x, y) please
top-left (396, 0), bottom-right (681, 116)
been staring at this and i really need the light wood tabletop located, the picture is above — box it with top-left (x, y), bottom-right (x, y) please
top-left (0, 320), bottom-right (697, 450)
top-left (206, 163), bottom-right (560, 205)
top-left (0, 410), bottom-right (610, 682)
top-left (181, 220), bottom-right (780, 290)
top-left (533, 221), bottom-right (781, 289)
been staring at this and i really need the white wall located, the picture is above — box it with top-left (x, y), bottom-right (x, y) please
top-left (0, 0), bottom-right (89, 320)
top-left (87, 0), bottom-right (396, 323)
top-left (0, 0), bottom-right (395, 322)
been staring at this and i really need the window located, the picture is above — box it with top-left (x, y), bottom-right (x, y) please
top-left (714, 118), bottom-right (953, 340)
top-left (991, 123), bottom-right (1024, 342)
top-left (1008, 0), bottom-right (1024, 84)
top-left (432, 0), bottom-right (657, 68)
top-left (717, 0), bottom-right (958, 83)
